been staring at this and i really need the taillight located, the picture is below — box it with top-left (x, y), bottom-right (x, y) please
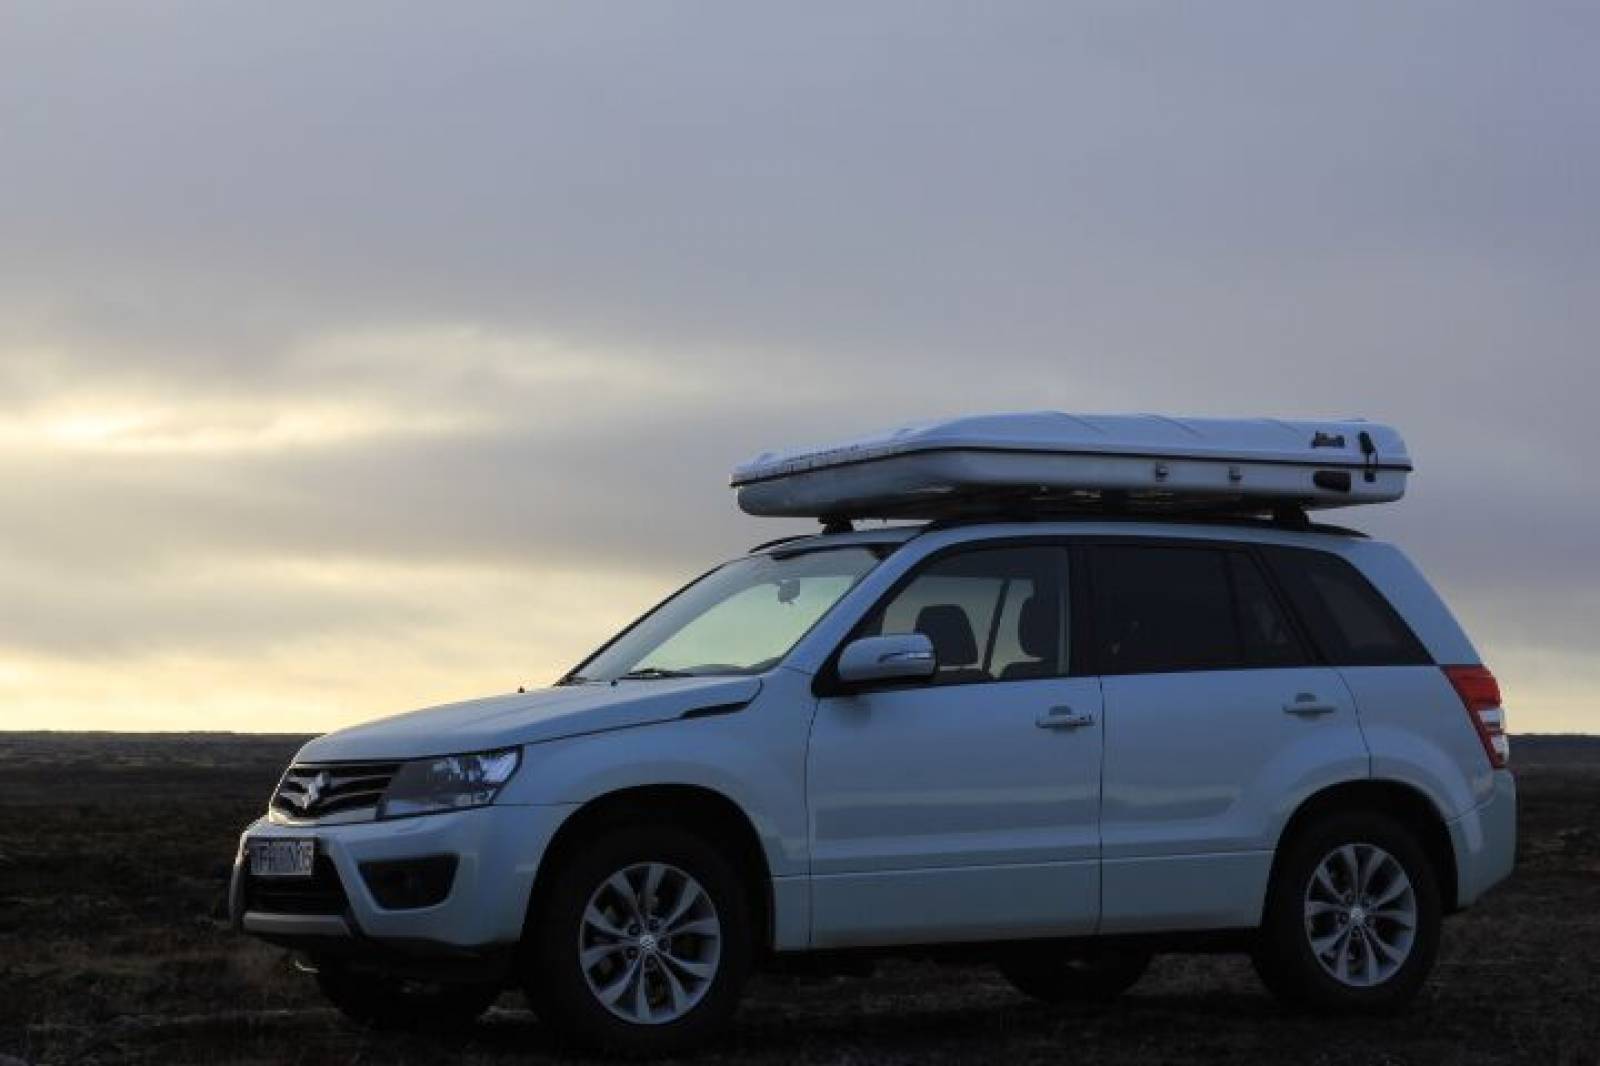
top-left (1443, 665), bottom-right (1509, 769)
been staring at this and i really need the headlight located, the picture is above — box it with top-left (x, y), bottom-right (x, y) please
top-left (377, 747), bottom-right (522, 819)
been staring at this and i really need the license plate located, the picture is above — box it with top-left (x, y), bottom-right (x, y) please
top-left (249, 838), bottom-right (315, 878)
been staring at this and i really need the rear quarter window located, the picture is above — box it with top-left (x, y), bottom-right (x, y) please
top-left (1261, 546), bottom-right (1430, 666)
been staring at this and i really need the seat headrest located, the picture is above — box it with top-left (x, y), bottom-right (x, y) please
top-left (913, 605), bottom-right (979, 667)
top-left (1017, 595), bottom-right (1058, 660)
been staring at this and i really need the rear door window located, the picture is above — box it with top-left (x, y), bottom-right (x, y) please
top-left (1089, 543), bottom-right (1311, 674)
top-left (1260, 546), bottom-right (1429, 666)
top-left (1090, 545), bottom-right (1238, 674)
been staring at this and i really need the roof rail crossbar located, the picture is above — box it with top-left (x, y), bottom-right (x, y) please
top-left (918, 511), bottom-right (1367, 538)
top-left (905, 491), bottom-right (1365, 537)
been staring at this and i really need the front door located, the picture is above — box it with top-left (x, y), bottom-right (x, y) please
top-left (807, 544), bottom-right (1103, 948)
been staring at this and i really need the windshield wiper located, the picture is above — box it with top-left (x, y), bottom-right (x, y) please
top-left (554, 675), bottom-right (593, 686)
top-left (618, 667), bottom-right (694, 680)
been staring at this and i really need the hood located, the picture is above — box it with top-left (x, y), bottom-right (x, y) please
top-left (296, 675), bottom-right (763, 763)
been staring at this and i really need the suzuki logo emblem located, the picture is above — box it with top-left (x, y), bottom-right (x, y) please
top-left (296, 771), bottom-right (331, 812)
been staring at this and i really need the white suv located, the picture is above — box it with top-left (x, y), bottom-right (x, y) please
top-left (232, 516), bottom-right (1516, 1055)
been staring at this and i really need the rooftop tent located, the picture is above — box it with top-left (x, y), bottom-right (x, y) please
top-left (730, 412), bottom-right (1410, 521)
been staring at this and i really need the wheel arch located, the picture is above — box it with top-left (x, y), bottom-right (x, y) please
top-left (1270, 779), bottom-right (1459, 913)
top-left (522, 784), bottom-right (776, 955)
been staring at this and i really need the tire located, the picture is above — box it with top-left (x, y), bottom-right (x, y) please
top-left (996, 946), bottom-right (1151, 1004)
top-left (523, 824), bottom-right (754, 1056)
top-left (1252, 810), bottom-right (1441, 1013)
top-left (314, 964), bottom-right (500, 1032)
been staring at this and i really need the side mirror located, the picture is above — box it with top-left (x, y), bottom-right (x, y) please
top-left (836, 633), bottom-right (937, 687)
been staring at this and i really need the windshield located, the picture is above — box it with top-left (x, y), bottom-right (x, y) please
top-left (568, 547), bottom-right (882, 682)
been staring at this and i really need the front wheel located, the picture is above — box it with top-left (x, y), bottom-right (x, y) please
top-left (996, 946), bottom-right (1151, 1004)
top-left (1252, 811), bottom-right (1441, 1012)
top-left (523, 825), bottom-right (753, 1056)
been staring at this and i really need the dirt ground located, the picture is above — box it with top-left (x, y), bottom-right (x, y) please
top-left (1, 731), bottom-right (1595, 1066)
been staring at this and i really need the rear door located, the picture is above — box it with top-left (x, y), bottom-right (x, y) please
top-left (1088, 540), bottom-right (1369, 933)
top-left (807, 543), bottom-right (1103, 947)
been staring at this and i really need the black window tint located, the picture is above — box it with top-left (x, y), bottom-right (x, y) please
top-left (1091, 546), bottom-right (1240, 673)
top-left (1229, 553), bottom-right (1309, 667)
top-left (866, 547), bottom-right (1067, 685)
top-left (1261, 547), bottom-right (1429, 666)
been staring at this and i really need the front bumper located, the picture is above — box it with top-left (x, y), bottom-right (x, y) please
top-left (231, 802), bottom-right (576, 974)
top-left (1448, 768), bottom-right (1517, 909)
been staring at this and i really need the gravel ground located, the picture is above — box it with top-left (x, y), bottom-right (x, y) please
top-left (2, 732), bottom-right (1595, 1066)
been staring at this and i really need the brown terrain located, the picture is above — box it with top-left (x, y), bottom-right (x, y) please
top-left (1, 731), bottom-right (1595, 1065)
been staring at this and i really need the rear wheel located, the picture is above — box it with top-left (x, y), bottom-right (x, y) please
top-left (314, 965), bottom-right (500, 1031)
top-left (996, 946), bottom-right (1151, 1004)
top-left (523, 825), bottom-right (753, 1055)
top-left (1253, 811), bottom-right (1441, 1012)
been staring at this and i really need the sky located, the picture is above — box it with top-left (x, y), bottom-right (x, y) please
top-left (1, 2), bottom-right (1595, 734)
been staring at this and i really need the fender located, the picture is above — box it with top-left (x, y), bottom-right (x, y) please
top-left (498, 668), bottom-right (818, 878)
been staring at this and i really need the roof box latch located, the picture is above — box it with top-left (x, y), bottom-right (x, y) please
top-left (1358, 431), bottom-right (1378, 483)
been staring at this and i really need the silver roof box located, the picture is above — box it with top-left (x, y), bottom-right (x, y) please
top-left (731, 412), bottom-right (1410, 521)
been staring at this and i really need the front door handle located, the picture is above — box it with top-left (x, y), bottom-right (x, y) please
top-left (1283, 693), bottom-right (1339, 716)
top-left (1036, 706), bottom-right (1096, 730)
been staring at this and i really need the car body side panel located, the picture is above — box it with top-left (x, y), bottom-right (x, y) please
top-left (502, 668), bottom-right (818, 880)
top-left (1098, 667), bottom-right (1369, 931)
top-left (1100, 852), bottom-right (1274, 932)
top-left (1450, 769), bottom-right (1517, 907)
top-left (810, 862), bottom-right (1099, 947)
top-left (807, 677), bottom-right (1104, 946)
top-left (1099, 668), bottom-right (1369, 856)
top-left (769, 875), bottom-right (811, 950)
top-left (1345, 665), bottom-right (1497, 818)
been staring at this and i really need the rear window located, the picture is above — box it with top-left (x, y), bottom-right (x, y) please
top-left (1261, 546), bottom-right (1430, 666)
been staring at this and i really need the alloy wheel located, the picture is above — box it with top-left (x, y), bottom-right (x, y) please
top-left (578, 861), bottom-right (723, 1024)
top-left (1303, 842), bottom-right (1418, 987)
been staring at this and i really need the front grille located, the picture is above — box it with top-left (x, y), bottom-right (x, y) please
top-left (271, 761), bottom-right (401, 820)
top-left (244, 854), bottom-right (349, 915)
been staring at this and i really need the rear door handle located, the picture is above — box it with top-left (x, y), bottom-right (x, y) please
top-left (1036, 706), bottom-right (1096, 729)
top-left (1283, 693), bottom-right (1339, 716)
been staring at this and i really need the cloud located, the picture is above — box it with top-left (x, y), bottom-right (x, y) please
top-left (0, 2), bottom-right (1595, 730)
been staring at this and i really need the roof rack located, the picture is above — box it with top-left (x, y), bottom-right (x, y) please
top-left (812, 484), bottom-right (1309, 521)
top-left (919, 509), bottom-right (1367, 539)
top-left (880, 487), bottom-right (1369, 535)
